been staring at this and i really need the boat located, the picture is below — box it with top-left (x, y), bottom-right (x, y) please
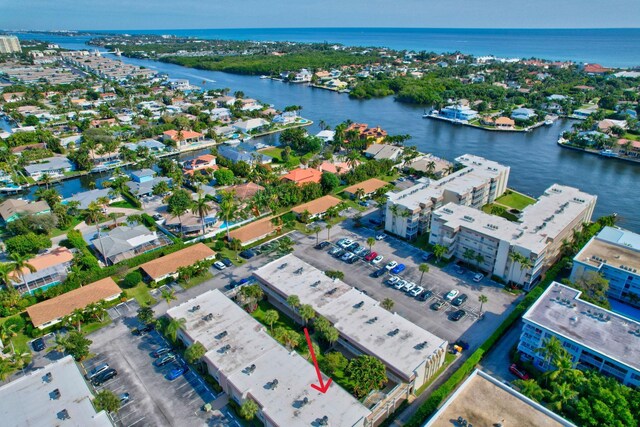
top-left (260, 75), bottom-right (270, 79)
top-left (600, 149), bottom-right (619, 158)
top-left (544, 119), bottom-right (554, 125)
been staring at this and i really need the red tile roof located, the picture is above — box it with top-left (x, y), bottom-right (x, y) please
top-left (281, 168), bottom-right (323, 185)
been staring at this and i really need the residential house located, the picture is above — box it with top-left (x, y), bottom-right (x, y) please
top-left (281, 167), bottom-right (322, 186)
top-left (91, 224), bottom-right (172, 265)
top-left (27, 277), bottom-right (122, 329)
top-left (315, 160), bottom-right (351, 175)
top-left (582, 63), bottom-right (611, 74)
top-left (63, 188), bottom-right (121, 210)
top-left (364, 143), bottom-right (404, 162)
top-left (0, 198), bottom-right (50, 224)
top-left (124, 138), bottom-right (166, 153)
top-left (439, 105), bottom-right (478, 121)
top-left (217, 146), bottom-right (272, 165)
top-left (511, 108), bottom-right (537, 121)
top-left (162, 129), bottom-right (205, 147)
top-left (315, 130), bottom-right (335, 142)
top-left (617, 138), bottom-right (640, 157)
top-left (183, 154), bottom-right (218, 176)
top-left (165, 210), bottom-right (218, 235)
top-left (24, 156), bottom-right (74, 179)
top-left (126, 169), bottom-right (172, 198)
top-left (233, 118), bottom-right (269, 133)
top-left (224, 182), bottom-right (265, 202)
top-left (343, 178), bottom-right (388, 199)
top-left (8, 247), bottom-right (74, 295)
top-left (495, 116), bottom-right (516, 129)
top-left (291, 195), bottom-right (342, 220)
top-left (139, 243), bottom-right (216, 283)
top-left (272, 111), bottom-right (297, 125)
top-left (228, 216), bottom-right (277, 247)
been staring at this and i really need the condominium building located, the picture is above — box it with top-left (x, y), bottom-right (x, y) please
top-left (385, 154), bottom-right (510, 240)
top-left (518, 282), bottom-right (640, 387)
top-left (167, 290), bottom-right (371, 427)
top-left (253, 255), bottom-right (448, 393)
top-left (0, 36), bottom-right (21, 53)
top-left (570, 226), bottom-right (640, 307)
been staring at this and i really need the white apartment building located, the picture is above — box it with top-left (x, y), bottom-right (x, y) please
top-left (518, 282), bottom-right (640, 387)
top-left (385, 154), bottom-right (510, 240)
top-left (0, 36), bottom-right (21, 53)
top-left (429, 184), bottom-right (596, 289)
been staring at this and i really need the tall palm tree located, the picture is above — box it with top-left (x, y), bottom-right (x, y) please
top-left (165, 317), bottom-right (186, 343)
top-left (478, 294), bottom-right (488, 313)
top-left (0, 262), bottom-right (15, 287)
top-left (507, 250), bottom-right (522, 285)
top-left (514, 379), bottom-right (545, 402)
top-left (517, 256), bottom-right (533, 286)
top-left (462, 248), bottom-right (476, 267)
top-left (326, 223), bottom-right (333, 240)
top-left (418, 263), bottom-right (430, 286)
top-left (549, 382), bottom-right (577, 412)
top-left (219, 190), bottom-right (238, 241)
top-left (536, 336), bottom-right (564, 368)
top-left (85, 201), bottom-right (107, 265)
top-left (39, 173), bottom-right (52, 189)
top-left (161, 289), bottom-right (177, 306)
top-left (9, 253), bottom-right (36, 295)
top-left (311, 225), bottom-right (322, 245)
top-left (191, 193), bottom-right (211, 237)
top-left (366, 237), bottom-right (375, 252)
top-left (474, 253), bottom-right (485, 272)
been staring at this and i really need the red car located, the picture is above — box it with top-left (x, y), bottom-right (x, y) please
top-left (509, 364), bottom-right (530, 380)
top-left (364, 252), bottom-right (378, 262)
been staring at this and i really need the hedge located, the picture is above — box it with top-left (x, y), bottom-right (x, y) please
top-left (404, 258), bottom-right (567, 427)
top-left (121, 188), bottom-right (142, 208)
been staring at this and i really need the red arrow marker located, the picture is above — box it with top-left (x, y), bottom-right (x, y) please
top-left (304, 327), bottom-right (332, 394)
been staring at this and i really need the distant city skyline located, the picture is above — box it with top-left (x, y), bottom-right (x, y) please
top-left (1, 0), bottom-right (639, 30)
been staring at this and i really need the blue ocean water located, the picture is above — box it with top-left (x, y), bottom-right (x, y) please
top-left (84, 27), bottom-right (640, 68)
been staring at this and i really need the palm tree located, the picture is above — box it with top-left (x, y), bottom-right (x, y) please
top-left (549, 382), bottom-right (577, 412)
top-left (381, 298), bottom-right (394, 311)
top-left (462, 248), bottom-right (476, 267)
top-left (354, 187), bottom-right (365, 200)
top-left (418, 263), bottom-right (430, 286)
top-left (263, 309), bottom-right (279, 333)
top-left (230, 238), bottom-right (242, 261)
top-left (0, 262), bottom-right (14, 287)
top-left (191, 193), bottom-right (211, 237)
top-left (64, 308), bottom-right (86, 332)
top-left (311, 225), bottom-right (322, 245)
top-left (536, 336), bottom-right (564, 368)
top-left (517, 256), bottom-right (533, 286)
top-left (513, 379), bottom-right (545, 402)
top-left (219, 190), bottom-right (238, 241)
top-left (366, 237), bottom-right (375, 252)
top-left (433, 244), bottom-right (448, 263)
top-left (474, 253), bottom-right (485, 272)
top-left (9, 253), bottom-right (36, 295)
top-left (85, 201), bottom-right (107, 265)
top-left (39, 173), bottom-right (52, 189)
top-left (326, 223), bottom-right (333, 240)
top-left (507, 250), bottom-right (522, 285)
top-left (478, 294), bottom-right (488, 313)
top-left (286, 295), bottom-right (301, 310)
top-left (159, 284), bottom-right (176, 304)
top-left (165, 318), bottom-right (186, 343)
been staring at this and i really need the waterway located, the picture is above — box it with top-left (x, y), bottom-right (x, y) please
top-left (11, 33), bottom-right (640, 232)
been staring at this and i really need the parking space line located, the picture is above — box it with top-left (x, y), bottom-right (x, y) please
top-left (126, 416), bottom-right (146, 427)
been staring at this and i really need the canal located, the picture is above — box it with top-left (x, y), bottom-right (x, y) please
top-left (13, 34), bottom-right (640, 232)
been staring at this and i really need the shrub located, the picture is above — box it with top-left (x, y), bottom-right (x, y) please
top-left (122, 270), bottom-right (142, 289)
top-left (5, 233), bottom-right (51, 256)
top-left (65, 229), bottom-right (88, 249)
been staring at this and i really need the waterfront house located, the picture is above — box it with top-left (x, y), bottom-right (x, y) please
top-left (217, 145), bottom-right (272, 165)
top-left (281, 167), bottom-right (322, 186)
top-left (63, 188), bottom-right (121, 210)
top-left (27, 277), bottom-right (121, 329)
top-left (582, 63), bottom-right (611, 75)
top-left (597, 119), bottom-right (627, 133)
top-left (346, 122), bottom-right (388, 144)
top-left (0, 199), bottom-right (50, 224)
top-left (165, 210), bottom-right (218, 235)
top-left (139, 243), bottom-right (216, 283)
top-left (183, 154), bottom-right (217, 176)
top-left (8, 247), bottom-right (74, 295)
top-left (439, 105), bottom-right (478, 121)
top-left (495, 116), bottom-right (516, 129)
top-left (91, 224), bottom-right (172, 265)
top-left (126, 169), bottom-right (172, 198)
top-left (233, 118), bottom-right (269, 133)
top-left (24, 156), bottom-right (74, 179)
top-left (316, 160), bottom-right (352, 175)
top-left (209, 107), bottom-right (231, 122)
top-left (510, 108), bottom-right (536, 121)
top-left (572, 105), bottom-right (599, 119)
top-left (162, 129), bottom-right (204, 147)
top-left (617, 138), bottom-right (640, 157)
top-left (124, 138), bottom-right (166, 153)
top-left (315, 130), bottom-right (335, 142)
top-left (291, 195), bottom-right (342, 220)
top-left (272, 111), bottom-right (297, 125)
top-left (364, 143), bottom-right (403, 162)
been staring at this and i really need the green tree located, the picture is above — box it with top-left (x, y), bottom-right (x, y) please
top-left (418, 263), bottom-right (430, 286)
top-left (93, 389), bottom-right (121, 413)
top-left (320, 172), bottom-right (340, 194)
top-left (462, 248), bottom-right (476, 267)
top-left (213, 168), bottom-right (235, 186)
top-left (184, 341), bottom-right (207, 364)
top-left (59, 331), bottom-right (92, 361)
top-left (161, 288), bottom-right (177, 306)
top-left (478, 294), bottom-right (488, 313)
top-left (191, 193), bottom-right (211, 237)
top-left (298, 304), bottom-right (315, 325)
top-left (381, 298), bottom-right (394, 311)
top-left (218, 190), bottom-right (239, 241)
top-left (239, 399), bottom-right (259, 420)
top-left (167, 189), bottom-right (192, 236)
top-left (286, 294), bottom-right (301, 309)
top-left (152, 180), bottom-right (170, 196)
top-left (319, 351), bottom-right (348, 376)
top-left (346, 355), bottom-right (388, 398)
top-left (263, 309), bottom-right (279, 332)
top-left (9, 253), bottom-right (36, 294)
top-left (433, 244), bottom-right (448, 263)
top-left (513, 379), bottom-right (546, 402)
top-left (311, 225), bottom-right (323, 245)
top-left (136, 306), bottom-right (155, 324)
top-left (366, 237), bottom-right (376, 252)
top-left (573, 271), bottom-right (610, 308)
top-left (165, 318), bottom-right (186, 343)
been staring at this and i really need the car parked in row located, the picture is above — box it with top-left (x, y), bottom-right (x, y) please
top-left (213, 261), bottom-right (226, 270)
top-left (375, 232), bottom-right (386, 240)
top-left (328, 246), bottom-right (342, 256)
top-left (341, 252), bottom-right (355, 262)
top-left (391, 263), bottom-right (406, 274)
top-left (372, 268), bottom-right (387, 278)
top-left (386, 276), bottom-right (399, 286)
top-left (221, 258), bottom-right (233, 267)
top-left (372, 255), bottom-right (384, 264)
top-left (336, 238), bottom-right (353, 248)
top-left (86, 363), bottom-right (110, 381)
top-left (452, 293), bottom-right (468, 307)
top-left (409, 286), bottom-right (424, 297)
top-left (32, 337), bottom-right (45, 352)
top-left (394, 280), bottom-right (407, 290)
top-left (509, 364), bottom-right (530, 380)
top-left (119, 392), bottom-right (131, 405)
top-left (315, 241), bottom-right (330, 249)
top-left (473, 273), bottom-right (485, 283)
top-left (151, 347), bottom-right (172, 358)
top-left (167, 365), bottom-right (189, 381)
top-left (239, 249), bottom-right (255, 259)
top-left (445, 289), bottom-right (459, 301)
top-left (385, 261), bottom-right (398, 271)
top-left (155, 353), bottom-right (177, 367)
top-left (450, 309), bottom-right (467, 321)
top-left (91, 368), bottom-right (117, 386)
top-left (418, 290), bottom-right (433, 301)
top-left (364, 251), bottom-right (377, 262)
top-left (431, 300), bottom-right (446, 311)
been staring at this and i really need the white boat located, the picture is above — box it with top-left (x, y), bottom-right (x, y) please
top-left (544, 119), bottom-right (554, 125)
top-left (260, 75), bottom-right (270, 79)
top-left (600, 149), bottom-right (619, 157)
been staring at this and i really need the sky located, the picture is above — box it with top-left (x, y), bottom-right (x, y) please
top-left (1, 0), bottom-right (639, 30)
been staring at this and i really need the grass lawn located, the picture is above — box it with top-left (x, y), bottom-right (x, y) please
top-left (259, 147), bottom-right (301, 168)
top-left (252, 300), bottom-right (300, 333)
top-left (110, 200), bottom-right (141, 210)
top-left (495, 190), bottom-right (536, 210)
top-left (49, 216), bottom-right (83, 237)
top-left (482, 204), bottom-right (519, 222)
top-left (214, 247), bottom-right (246, 265)
top-left (82, 318), bottom-right (112, 335)
top-left (179, 271), bottom-right (213, 289)
top-left (124, 281), bottom-right (157, 307)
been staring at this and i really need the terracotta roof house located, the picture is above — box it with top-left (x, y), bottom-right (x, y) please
top-left (162, 129), bottom-right (204, 146)
top-left (346, 123), bottom-right (388, 144)
top-left (0, 199), bottom-right (50, 224)
top-left (316, 160), bottom-right (351, 175)
top-left (343, 178), bottom-right (388, 199)
top-left (27, 277), bottom-right (122, 329)
top-left (225, 182), bottom-right (265, 201)
top-left (183, 154), bottom-right (218, 176)
top-left (140, 243), bottom-right (216, 283)
top-left (8, 247), bottom-right (74, 295)
top-left (495, 116), bottom-right (515, 129)
top-left (228, 216), bottom-right (276, 247)
top-left (281, 167), bottom-right (322, 186)
top-left (583, 64), bottom-right (611, 74)
top-left (292, 195), bottom-right (342, 219)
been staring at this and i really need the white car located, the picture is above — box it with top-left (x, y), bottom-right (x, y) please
top-left (386, 276), bottom-right (399, 286)
top-left (213, 261), bottom-right (226, 270)
top-left (375, 233), bottom-right (386, 241)
top-left (341, 252), bottom-right (355, 262)
top-left (472, 273), bottom-right (485, 283)
top-left (372, 255), bottom-right (384, 265)
top-left (404, 282), bottom-right (416, 293)
top-left (385, 261), bottom-right (398, 271)
top-left (394, 280), bottom-right (407, 290)
top-left (410, 286), bottom-right (424, 297)
top-left (338, 239), bottom-right (353, 248)
top-left (445, 289), bottom-right (460, 301)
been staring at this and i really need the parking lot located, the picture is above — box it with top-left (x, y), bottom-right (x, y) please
top-left (290, 220), bottom-right (522, 349)
top-left (82, 317), bottom-right (231, 427)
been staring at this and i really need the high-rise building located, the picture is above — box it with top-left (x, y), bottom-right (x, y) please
top-left (0, 35), bottom-right (22, 53)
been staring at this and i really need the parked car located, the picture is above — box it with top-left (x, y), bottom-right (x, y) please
top-left (372, 268), bottom-right (387, 278)
top-left (472, 273), bottom-right (485, 283)
top-left (346, 242), bottom-right (360, 253)
top-left (455, 265), bottom-right (466, 275)
top-left (431, 300), bottom-right (446, 311)
top-left (403, 282), bottom-right (416, 293)
top-left (372, 255), bottom-right (384, 264)
top-left (221, 258), bottom-right (233, 267)
top-left (422, 252), bottom-right (433, 261)
top-left (375, 232), bottom-right (386, 240)
top-left (91, 368), bottom-right (117, 386)
top-left (167, 365), bottom-right (189, 381)
top-left (394, 280), bottom-right (407, 290)
top-left (386, 276), bottom-right (399, 286)
top-left (509, 364), bottom-right (530, 380)
top-left (151, 347), bottom-right (172, 358)
top-left (410, 286), bottom-right (424, 297)
top-left (32, 338), bottom-right (45, 352)
top-left (452, 293), bottom-right (468, 307)
top-left (315, 241), bottom-right (331, 250)
top-left (391, 264), bottom-right (406, 274)
top-left (85, 363), bottom-right (109, 380)
top-left (364, 252), bottom-right (378, 262)
top-left (239, 249), bottom-right (256, 259)
top-left (385, 261), bottom-right (398, 271)
top-left (445, 289), bottom-right (460, 301)
top-left (155, 353), bottom-right (177, 367)
top-left (119, 392), bottom-right (130, 405)
top-left (213, 261), bottom-right (226, 270)
top-left (337, 239), bottom-right (353, 248)
top-left (359, 200), bottom-right (370, 207)
top-left (333, 249), bottom-right (346, 258)
top-left (347, 255), bottom-right (359, 264)
top-left (341, 252), bottom-right (355, 262)
top-left (354, 247), bottom-right (368, 257)
top-left (450, 310), bottom-right (467, 321)
top-left (369, 219), bottom-right (383, 226)
top-left (328, 246), bottom-right (342, 256)
top-left (132, 324), bottom-right (154, 336)
top-left (152, 213), bottom-right (163, 221)
top-left (418, 289), bottom-right (433, 301)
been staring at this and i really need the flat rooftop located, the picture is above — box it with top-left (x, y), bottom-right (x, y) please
top-left (576, 226), bottom-right (640, 271)
top-left (167, 290), bottom-right (370, 427)
top-left (0, 355), bottom-right (112, 427)
top-left (253, 255), bottom-right (448, 381)
top-left (523, 282), bottom-right (640, 371)
top-left (425, 370), bottom-right (575, 427)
